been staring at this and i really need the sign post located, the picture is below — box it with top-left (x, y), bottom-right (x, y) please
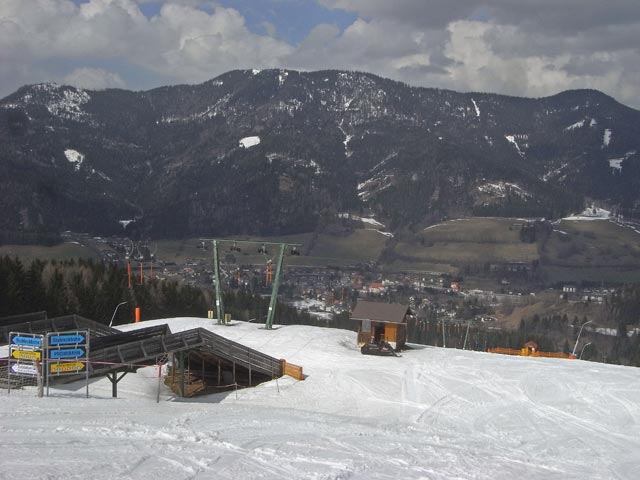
top-left (8, 332), bottom-right (45, 396)
top-left (45, 330), bottom-right (90, 398)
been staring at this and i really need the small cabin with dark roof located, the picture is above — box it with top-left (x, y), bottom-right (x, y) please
top-left (523, 341), bottom-right (538, 354)
top-left (351, 301), bottom-right (411, 350)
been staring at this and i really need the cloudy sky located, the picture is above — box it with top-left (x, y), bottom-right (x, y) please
top-left (1, 0), bottom-right (639, 108)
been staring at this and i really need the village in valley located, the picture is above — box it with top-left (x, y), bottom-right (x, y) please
top-left (46, 223), bottom-right (630, 364)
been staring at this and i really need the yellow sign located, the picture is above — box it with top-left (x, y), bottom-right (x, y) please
top-left (50, 362), bottom-right (85, 374)
top-left (12, 350), bottom-right (41, 361)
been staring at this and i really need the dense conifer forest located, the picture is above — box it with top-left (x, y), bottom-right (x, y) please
top-left (0, 256), bottom-right (354, 330)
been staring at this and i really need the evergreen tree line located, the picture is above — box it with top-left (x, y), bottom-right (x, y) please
top-left (0, 256), bottom-right (351, 330)
top-left (406, 308), bottom-right (640, 366)
top-left (515, 306), bottom-right (640, 366)
top-left (0, 256), bottom-right (205, 324)
top-left (405, 316), bottom-right (559, 353)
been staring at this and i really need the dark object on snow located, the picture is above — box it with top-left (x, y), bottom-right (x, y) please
top-left (360, 341), bottom-right (398, 356)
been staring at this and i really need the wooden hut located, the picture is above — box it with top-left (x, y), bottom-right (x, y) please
top-left (523, 341), bottom-right (538, 355)
top-left (351, 301), bottom-right (411, 350)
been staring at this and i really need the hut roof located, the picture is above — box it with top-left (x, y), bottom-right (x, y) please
top-left (351, 301), bottom-right (410, 324)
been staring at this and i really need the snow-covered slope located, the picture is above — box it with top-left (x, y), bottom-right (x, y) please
top-left (2, 317), bottom-right (639, 479)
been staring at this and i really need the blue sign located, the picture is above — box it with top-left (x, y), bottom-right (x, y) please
top-left (49, 334), bottom-right (85, 345)
top-left (11, 335), bottom-right (42, 348)
top-left (50, 348), bottom-right (85, 359)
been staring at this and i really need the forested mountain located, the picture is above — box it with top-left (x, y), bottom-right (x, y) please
top-left (1, 69), bottom-right (639, 239)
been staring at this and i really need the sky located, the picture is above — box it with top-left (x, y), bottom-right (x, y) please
top-left (1, 0), bottom-right (639, 109)
top-left (2, 317), bottom-right (639, 478)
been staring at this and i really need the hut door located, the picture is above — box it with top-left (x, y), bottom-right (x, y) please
top-left (386, 324), bottom-right (397, 343)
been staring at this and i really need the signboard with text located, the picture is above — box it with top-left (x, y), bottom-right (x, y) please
top-left (9, 332), bottom-right (44, 378)
top-left (45, 330), bottom-right (89, 378)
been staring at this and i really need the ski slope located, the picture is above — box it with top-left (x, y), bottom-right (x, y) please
top-left (2, 317), bottom-right (639, 479)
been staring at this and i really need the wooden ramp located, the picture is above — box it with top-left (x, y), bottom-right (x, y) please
top-left (89, 327), bottom-right (283, 379)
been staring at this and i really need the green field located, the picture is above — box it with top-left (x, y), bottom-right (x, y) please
top-left (539, 219), bottom-right (640, 283)
top-left (389, 218), bottom-right (539, 272)
top-left (157, 229), bottom-right (386, 267)
top-left (543, 220), bottom-right (640, 268)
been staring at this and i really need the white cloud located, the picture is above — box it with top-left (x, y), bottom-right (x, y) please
top-left (0, 0), bottom-right (292, 96)
top-left (62, 67), bottom-right (126, 90)
top-left (1, 0), bottom-right (639, 109)
top-left (313, 1), bottom-right (640, 108)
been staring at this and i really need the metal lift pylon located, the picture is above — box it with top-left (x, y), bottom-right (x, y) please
top-left (265, 243), bottom-right (285, 330)
top-left (206, 239), bottom-right (301, 329)
top-left (212, 240), bottom-right (225, 325)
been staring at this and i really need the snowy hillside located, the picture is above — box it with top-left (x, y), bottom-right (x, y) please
top-left (2, 318), bottom-right (639, 479)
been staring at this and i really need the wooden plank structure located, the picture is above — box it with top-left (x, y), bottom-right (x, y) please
top-left (1, 312), bottom-right (299, 398)
top-left (87, 327), bottom-right (286, 396)
top-left (488, 343), bottom-right (573, 359)
top-left (351, 301), bottom-right (411, 350)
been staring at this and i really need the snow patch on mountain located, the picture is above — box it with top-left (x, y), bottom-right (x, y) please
top-left (338, 213), bottom-right (393, 236)
top-left (338, 212), bottom-right (383, 227)
top-left (565, 119), bottom-right (585, 130)
top-left (338, 123), bottom-right (353, 157)
top-left (64, 149), bottom-right (85, 171)
top-left (504, 134), bottom-right (528, 156)
top-left (370, 152), bottom-right (397, 173)
top-left (357, 172), bottom-right (394, 201)
top-left (471, 98), bottom-right (480, 117)
top-left (590, 118), bottom-right (598, 127)
top-left (42, 85), bottom-right (91, 121)
top-left (239, 136), bottom-right (261, 148)
top-left (344, 134), bottom-right (353, 149)
top-left (91, 168), bottom-right (112, 182)
top-left (542, 162), bottom-right (569, 182)
top-left (603, 128), bottom-right (612, 146)
top-left (564, 206), bottom-right (610, 221)
top-left (161, 94), bottom-right (233, 124)
top-left (9, 84), bottom-right (91, 122)
top-left (607, 151), bottom-right (637, 171)
top-left (609, 158), bottom-right (624, 171)
top-left (278, 70), bottom-right (288, 86)
top-left (478, 181), bottom-right (531, 199)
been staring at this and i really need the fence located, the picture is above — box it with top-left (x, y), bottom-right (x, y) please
top-left (487, 347), bottom-right (573, 359)
top-left (280, 359), bottom-right (304, 380)
top-left (0, 363), bottom-right (42, 397)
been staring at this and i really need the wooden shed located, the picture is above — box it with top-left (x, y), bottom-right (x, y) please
top-left (351, 301), bottom-right (411, 350)
top-left (523, 341), bottom-right (538, 354)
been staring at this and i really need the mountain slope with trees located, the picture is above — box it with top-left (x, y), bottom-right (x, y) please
top-left (1, 70), bottom-right (639, 239)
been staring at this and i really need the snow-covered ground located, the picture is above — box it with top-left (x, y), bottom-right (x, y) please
top-left (2, 317), bottom-right (640, 479)
top-left (563, 206), bottom-right (611, 221)
top-left (337, 213), bottom-right (394, 237)
top-left (287, 298), bottom-right (334, 321)
top-left (64, 148), bottom-right (84, 170)
top-left (239, 136), bottom-right (260, 148)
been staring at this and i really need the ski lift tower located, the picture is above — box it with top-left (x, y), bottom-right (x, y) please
top-left (203, 239), bottom-right (302, 328)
